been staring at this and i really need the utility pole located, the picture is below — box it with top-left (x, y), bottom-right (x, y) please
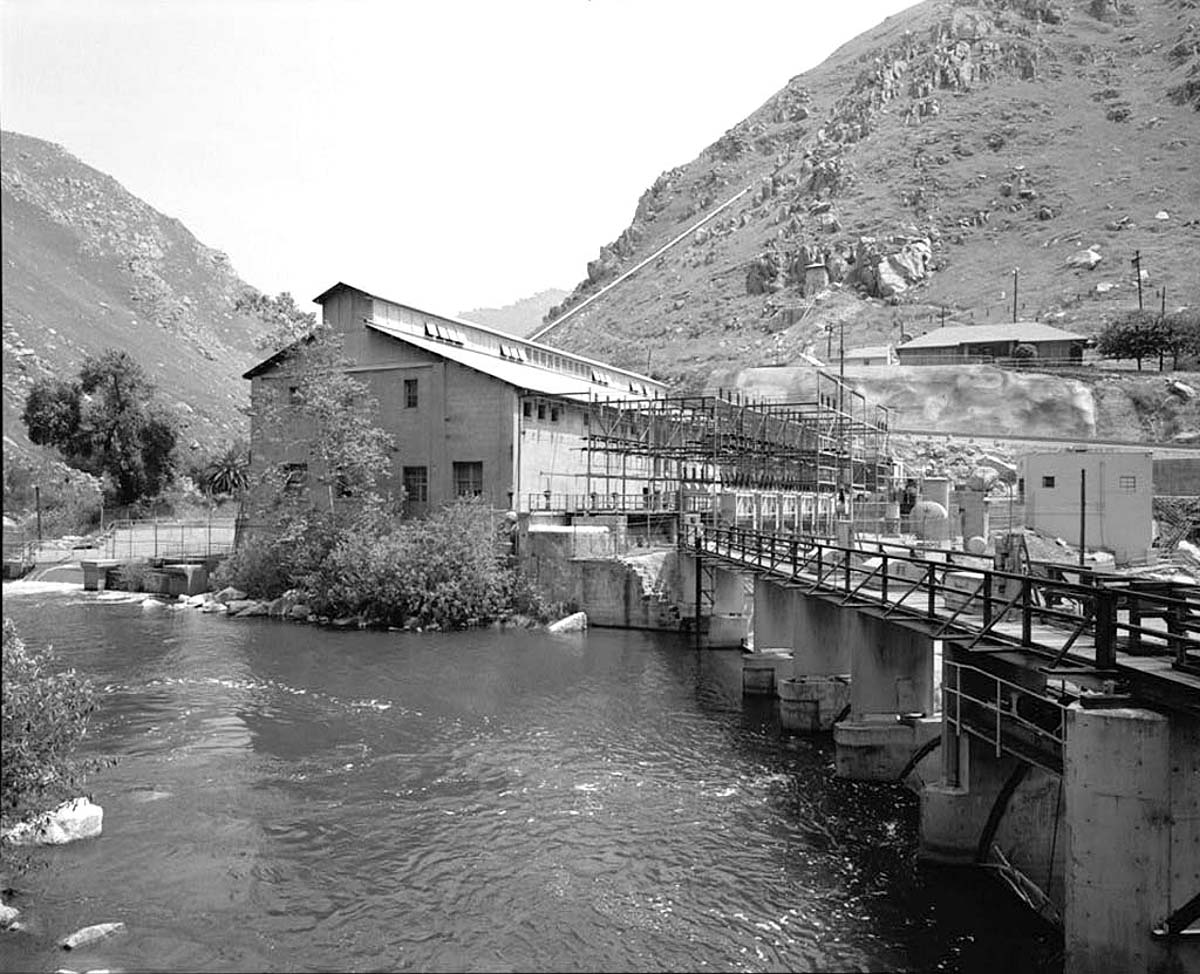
top-left (35, 485), bottom-right (42, 542)
top-left (1012, 268), bottom-right (1019, 323)
top-left (940, 305), bottom-right (947, 328)
top-left (1131, 250), bottom-right (1144, 310)
top-left (1079, 469), bottom-right (1086, 567)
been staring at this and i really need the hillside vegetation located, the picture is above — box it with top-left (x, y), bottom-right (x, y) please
top-left (541, 0), bottom-right (1200, 420)
top-left (1, 131), bottom-right (271, 463)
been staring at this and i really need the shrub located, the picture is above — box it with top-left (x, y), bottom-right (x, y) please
top-left (306, 500), bottom-right (512, 628)
top-left (1, 618), bottom-right (97, 828)
top-left (217, 499), bottom-right (540, 629)
top-left (113, 561), bottom-right (149, 592)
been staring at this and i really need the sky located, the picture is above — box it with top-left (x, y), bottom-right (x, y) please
top-left (1, 0), bottom-right (919, 316)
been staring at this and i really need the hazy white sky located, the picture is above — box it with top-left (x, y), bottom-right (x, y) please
top-left (2, 0), bottom-right (918, 315)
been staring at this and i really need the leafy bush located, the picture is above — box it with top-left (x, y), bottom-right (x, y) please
top-left (113, 561), bottom-right (149, 592)
top-left (1, 618), bottom-right (97, 827)
top-left (216, 499), bottom-right (541, 629)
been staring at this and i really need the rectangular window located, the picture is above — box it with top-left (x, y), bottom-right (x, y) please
top-left (1041, 475), bottom-right (1056, 489)
top-left (537, 403), bottom-right (546, 421)
top-left (404, 378), bottom-right (419, 408)
top-left (403, 465), bottom-right (428, 504)
top-left (550, 406), bottom-right (561, 423)
top-left (281, 462), bottom-right (308, 493)
top-left (522, 401), bottom-right (532, 418)
top-left (453, 461), bottom-right (483, 498)
top-left (1118, 474), bottom-right (1137, 491)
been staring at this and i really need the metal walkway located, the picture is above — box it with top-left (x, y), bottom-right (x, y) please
top-left (683, 524), bottom-right (1200, 725)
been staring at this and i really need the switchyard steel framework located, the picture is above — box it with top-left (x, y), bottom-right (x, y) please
top-left (579, 371), bottom-right (894, 506)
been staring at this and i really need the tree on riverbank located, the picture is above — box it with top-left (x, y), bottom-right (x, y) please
top-left (1, 618), bottom-right (97, 830)
top-left (21, 349), bottom-right (179, 506)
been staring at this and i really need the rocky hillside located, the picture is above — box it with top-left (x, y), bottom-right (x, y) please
top-left (460, 288), bottom-right (570, 337)
top-left (1, 131), bottom-right (271, 463)
top-left (541, 0), bottom-right (1200, 407)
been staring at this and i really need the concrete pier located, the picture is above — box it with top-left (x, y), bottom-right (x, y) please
top-left (1063, 706), bottom-right (1200, 974)
top-left (753, 577), bottom-right (852, 732)
top-left (707, 565), bottom-right (752, 648)
top-left (79, 558), bottom-right (122, 591)
top-left (834, 609), bottom-right (940, 781)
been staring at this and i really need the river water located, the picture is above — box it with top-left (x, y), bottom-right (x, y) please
top-left (1, 583), bottom-right (1059, 973)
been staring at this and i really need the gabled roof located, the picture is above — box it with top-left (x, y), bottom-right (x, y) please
top-left (242, 332), bottom-right (317, 379)
top-left (244, 281), bottom-right (665, 401)
top-left (365, 320), bottom-right (655, 403)
top-left (315, 281), bottom-right (663, 387)
top-left (899, 322), bottom-right (1088, 350)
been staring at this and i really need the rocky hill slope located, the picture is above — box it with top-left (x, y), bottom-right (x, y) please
top-left (540, 0), bottom-right (1200, 407)
top-left (460, 289), bottom-right (570, 337)
top-left (1, 131), bottom-right (271, 463)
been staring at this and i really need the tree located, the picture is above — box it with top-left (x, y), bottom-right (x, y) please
top-left (1, 618), bottom-right (97, 827)
top-left (1161, 310), bottom-right (1200, 370)
top-left (1095, 311), bottom-right (1167, 371)
top-left (21, 349), bottom-right (179, 505)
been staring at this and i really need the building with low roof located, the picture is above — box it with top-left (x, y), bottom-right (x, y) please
top-left (896, 322), bottom-right (1088, 365)
top-left (842, 344), bottom-right (897, 367)
top-left (244, 282), bottom-right (668, 516)
top-left (1020, 448), bottom-right (1153, 564)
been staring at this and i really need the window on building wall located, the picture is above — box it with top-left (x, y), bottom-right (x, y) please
top-left (403, 466), bottom-right (428, 504)
top-left (537, 403), bottom-right (547, 421)
top-left (522, 401), bottom-right (532, 419)
top-left (1042, 475), bottom-right (1056, 488)
top-left (282, 462), bottom-right (308, 493)
top-left (1118, 474), bottom-right (1137, 491)
top-left (453, 461), bottom-right (483, 497)
top-left (404, 378), bottom-right (419, 409)
top-left (550, 406), bottom-right (561, 423)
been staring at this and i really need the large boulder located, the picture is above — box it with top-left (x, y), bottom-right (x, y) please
top-left (60, 921), bottom-right (126, 950)
top-left (1, 797), bottom-right (103, 847)
top-left (213, 586), bottom-right (247, 604)
top-left (547, 611), bottom-right (588, 634)
top-left (1066, 247), bottom-right (1102, 270)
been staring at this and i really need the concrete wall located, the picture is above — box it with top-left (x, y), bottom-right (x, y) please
top-left (1021, 450), bottom-right (1153, 563)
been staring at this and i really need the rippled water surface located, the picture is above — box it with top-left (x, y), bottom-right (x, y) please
top-left (2, 584), bottom-right (1058, 972)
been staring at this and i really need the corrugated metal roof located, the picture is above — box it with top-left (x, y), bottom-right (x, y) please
top-left (315, 281), bottom-right (663, 387)
top-left (365, 320), bottom-right (658, 403)
top-left (899, 322), bottom-right (1088, 350)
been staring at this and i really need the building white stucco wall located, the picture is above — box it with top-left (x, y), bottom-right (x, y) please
top-left (1020, 450), bottom-right (1153, 564)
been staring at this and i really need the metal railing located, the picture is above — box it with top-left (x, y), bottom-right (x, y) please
top-left (683, 523), bottom-right (1200, 672)
top-left (525, 492), bottom-right (713, 515)
top-left (99, 517), bottom-right (238, 561)
top-left (943, 659), bottom-right (1069, 774)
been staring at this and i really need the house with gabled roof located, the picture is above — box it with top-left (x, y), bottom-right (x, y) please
top-left (895, 322), bottom-right (1089, 365)
top-left (243, 282), bottom-right (668, 516)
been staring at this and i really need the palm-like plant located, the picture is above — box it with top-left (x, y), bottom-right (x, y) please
top-left (201, 442), bottom-right (250, 498)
